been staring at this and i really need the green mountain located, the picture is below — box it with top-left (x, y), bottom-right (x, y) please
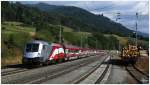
top-left (27, 3), bottom-right (133, 36)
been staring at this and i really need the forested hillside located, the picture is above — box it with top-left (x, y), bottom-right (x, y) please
top-left (1, 2), bottom-right (122, 49)
top-left (2, 2), bottom-right (134, 36)
top-left (29, 3), bottom-right (133, 36)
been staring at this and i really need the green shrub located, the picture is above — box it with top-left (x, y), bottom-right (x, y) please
top-left (1, 32), bottom-right (32, 59)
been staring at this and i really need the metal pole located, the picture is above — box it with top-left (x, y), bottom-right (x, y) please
top-left (116, 12), bottom-right (120, 51)
top-left (135, 12), bottom-right (138, 47)
top-left (81, 35), bottom-right (82, 48)
top-left (128, 33), bottom-right (131, 44)
top-left (79, 28), bottom-right (82, 48)
top-left (96, 39), bottom-right (97, 49)
top-left (135, 22), bottom-right (137, 46)
top-left (85, 35), bottom-right (88, 48)
top-left (59, 24), bottom-right (62, 44)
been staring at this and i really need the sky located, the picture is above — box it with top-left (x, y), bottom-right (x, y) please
top-left (22, 1), bottom-right (149, 34)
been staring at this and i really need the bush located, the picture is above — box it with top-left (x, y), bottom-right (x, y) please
top-left (1, 32), bottom-right (32, 58)
top-left (2, 26), bottom-right (6, 30)
top-left (12, 32), bottom-right (32, 50)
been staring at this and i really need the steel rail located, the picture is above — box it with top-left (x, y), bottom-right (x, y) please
top-left (26, 56), bottom-right (101, 84)
top-left (1, 68), bottom-right (28, 76)
top-left (1, 54), bottom-right (95, 77)
top-left (126, 65), bottom-right (149, 84)
top-left (68, 56), bottom-right (110, 84)
top-left (95, 64), bottom-right (109, 84)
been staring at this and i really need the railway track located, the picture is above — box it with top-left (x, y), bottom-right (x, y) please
top-left (1, 55), bottom-right (93, 77)
top-left (2, 54), bottom-right (107, 84)
top-left (27, 55), bottom-right (102, 84)
top-left (1, 64), bottom-right (44, 76)
top-left (95, 63), bottom-right (110, 84)
top-left (1, 68), bottom-right (29, 76)
top-left (69, 56), bottom-right (111, 84)
top-left (126, 65), bottom-right (149, 84)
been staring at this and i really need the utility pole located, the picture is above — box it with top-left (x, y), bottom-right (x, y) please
top-left (79, 28), bottom-right (82, 48)
top-left (116, 12), bottom-right (121, 51)
top-left (95, 39), bottom-right (98, 49)
top-left (128, 33), bottom-right (131, 44)
top-left (86, 35), bottom-right (88, 48)
top-left (59, 24), bottom-right (62, 44)
top-left (135, 12), bottom-right (138, 47)
top-left (81, 35), bottom-right (83, 48)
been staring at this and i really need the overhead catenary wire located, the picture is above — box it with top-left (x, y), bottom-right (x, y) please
top-left (82, 1), bottom-right (147, 49)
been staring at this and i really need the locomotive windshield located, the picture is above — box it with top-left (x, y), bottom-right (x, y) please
top-left (26, 43), bottom-right (39, 52)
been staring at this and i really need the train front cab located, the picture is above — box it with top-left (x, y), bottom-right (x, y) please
top-left (22, 41), bottom-right (51, 65)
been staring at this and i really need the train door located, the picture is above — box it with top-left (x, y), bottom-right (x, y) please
top-left (47, 45), bottom-right (52, 59)
top-left (64, 49), bottom-right (69, 61)
top-left (41, 45), bottom-right (48, 62)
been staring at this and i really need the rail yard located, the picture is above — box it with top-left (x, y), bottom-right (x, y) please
top-left (2, 50), bottom-right (149, 84)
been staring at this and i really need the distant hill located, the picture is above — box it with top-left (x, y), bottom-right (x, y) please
top-left (28, 3), bottom-right (63, 11)
top-left (2, 2), bottom-right (148, 38)
top-left (26, 3), bottom-right (133, 36)
top-left (137, 31), bottom-right (149, 38)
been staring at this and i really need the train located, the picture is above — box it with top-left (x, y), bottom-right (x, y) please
top-left (22, 40), bottom-right (102, 65)
top-left (120, 44), bottom-right (140, 64)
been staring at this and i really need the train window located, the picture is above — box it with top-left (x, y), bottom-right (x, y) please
top-left (26, 43), bottom-right (39, 52)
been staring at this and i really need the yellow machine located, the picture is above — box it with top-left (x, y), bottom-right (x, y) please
top-left (120, 45), bottom-right (140, 64)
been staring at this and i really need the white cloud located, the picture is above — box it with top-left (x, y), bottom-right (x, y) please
top-left (86, 1), bottom-right (149, 33)
top-left (133, 2), bottom-right (149, 15)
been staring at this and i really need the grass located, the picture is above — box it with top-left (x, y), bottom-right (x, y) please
top-left (76, 31), bottom-right (91, 36)
top-left (63, 26), bottom-right (74, 32)
top-left (112, 34), bottom-right (128, 45)
top-left (63, 31), bottom-right (91, 46)
top-left (104, 34), bottom-right (128, 45)
top-left (104, 34), bottom-right (148, 48)
top-left (2, 21), bottom-right (36, 35)
top-left (1, 48), bottom-right (22, 66)
top-left (1, 21), bottom-right (34, 66)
